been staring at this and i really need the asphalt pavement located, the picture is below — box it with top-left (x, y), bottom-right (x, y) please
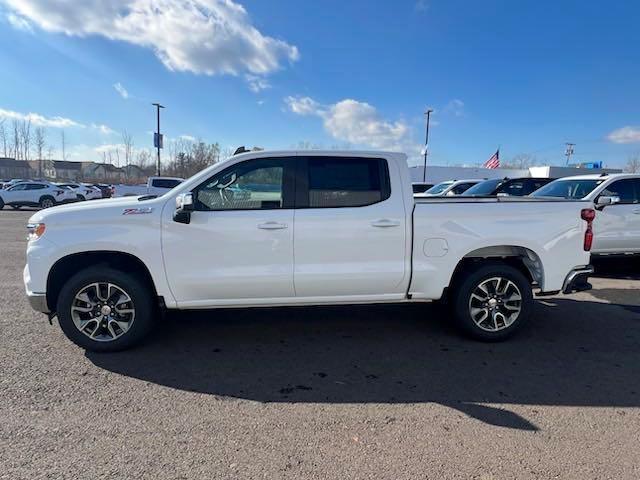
top-left (1, 208), bottom-right (639, 479)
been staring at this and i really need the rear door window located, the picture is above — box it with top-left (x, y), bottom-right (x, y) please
top-left (302, 157), bottom-right (390, 208)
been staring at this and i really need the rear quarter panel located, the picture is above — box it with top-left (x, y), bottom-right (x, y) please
top-left (410, 200), bottom-right (591, 299)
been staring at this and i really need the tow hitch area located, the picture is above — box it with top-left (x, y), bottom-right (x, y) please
top-left (562, 266), bottom-right (594, 294)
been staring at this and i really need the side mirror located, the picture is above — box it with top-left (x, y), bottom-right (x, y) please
top-left (173, 192), bottom-right (194, 224)
top-left (596, 195), bottom-right (620, 209)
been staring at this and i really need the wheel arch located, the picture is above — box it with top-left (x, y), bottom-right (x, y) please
top-left (451, 245), bottom-right (544, 289)
top-left (46, 251), bottom-right (158, 313)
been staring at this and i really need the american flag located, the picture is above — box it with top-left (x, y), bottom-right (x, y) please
top-left (483, 149), bottom-right (500, 169)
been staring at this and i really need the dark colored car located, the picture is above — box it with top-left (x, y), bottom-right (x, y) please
top-left (90, 183), bottom-right (113, 198)
top-left (461, 177), bottom-right (554, 197)
top-left (412, 182), bottom-right (434, 194)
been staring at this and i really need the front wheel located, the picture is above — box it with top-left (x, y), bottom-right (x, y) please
top-left (39, 196), bottom-right (55, 209)
top-left (57, 267), bottom-right (156, 352)
top-left (451, 262), bottom-right (533, 341)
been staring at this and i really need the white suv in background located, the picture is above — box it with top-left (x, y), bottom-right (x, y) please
top-left (416, 179), bottom-right (483, 197)
top-left (531, 173), bottom-right (640, 255)
top-left (0, 181), bottom-right (77, 209)
top-left (56, 183), bottom-right (103, 201)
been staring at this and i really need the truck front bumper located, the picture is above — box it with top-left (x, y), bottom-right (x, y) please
top-left (562, 265), bottom-right (594, 294)
top-left (27, 292), bottom-right (50, 313)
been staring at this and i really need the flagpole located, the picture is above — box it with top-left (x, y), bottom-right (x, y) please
top-left (422, 109), bottom-right (433, 183)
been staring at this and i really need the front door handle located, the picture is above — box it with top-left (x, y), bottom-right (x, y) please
top-left (258, 221), bottom-right (288, 230)
top-left (371, 219), bottom-right (400, 228)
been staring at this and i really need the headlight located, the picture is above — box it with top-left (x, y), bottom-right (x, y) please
top-left (27, 223), bottom-right (46, 241)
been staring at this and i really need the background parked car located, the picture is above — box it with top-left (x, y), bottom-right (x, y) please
top-left (416, 179), bottom-right (483, 197)
top-left (0, 181), bottom-right (76, 209)
top-left (56, 183), bottom-right (102, 201)
top-left (412, 182), bottom-right (434, 194)
top-left (89, 183), bottom-right (113, 199)
top-left (531, 173), bottom-right (640, 255)
top-left (461, 177), bottom-right (555, 197)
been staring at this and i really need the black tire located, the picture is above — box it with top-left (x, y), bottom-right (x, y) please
top-left (77, 195), bottom-right (86, 201)
top-left (39, 196), bottom-right (55, 209)
top-left (57, 267), bottom-right (156, 352)
top-left (450, 262), bottom-right (533, 341)
top-left (0, 198), bottom-right (4, 209)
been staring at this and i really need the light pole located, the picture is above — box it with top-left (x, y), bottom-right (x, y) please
top-left (422, 109), bottom-right (433, 183)
top-left (152, 103), bottom-right (165, 176)
top-left (564, 142), bottom-right (575, 166)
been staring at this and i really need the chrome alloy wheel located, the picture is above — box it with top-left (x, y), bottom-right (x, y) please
top-left (70, 282), bottom-right (135, 342)
top-left (40, 198), bottom-right (54, 208)
top-left (468, 276), bottom-right (522, 332)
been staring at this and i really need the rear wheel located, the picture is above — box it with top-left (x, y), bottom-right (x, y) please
top-left (39, 196), bottom-right (55, 209)
top-left (450, 262), bottom-right (533, 341)
top-left (0, 198), bottom-right (4, 209)
top-left (57, 267), bottom-right (156, 352)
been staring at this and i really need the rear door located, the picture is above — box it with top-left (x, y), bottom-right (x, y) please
top-left (293, 156), bottom-right (407, 299)
top-left (593, 178), bottom-right (640, 253)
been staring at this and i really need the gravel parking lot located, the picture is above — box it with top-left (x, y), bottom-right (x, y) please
top-left (1, 209), bottom-right (639, 479)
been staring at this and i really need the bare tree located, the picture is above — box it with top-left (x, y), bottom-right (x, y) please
top-left (60, 130), bottom-right (67, 161)
top-left (0, 119), bottom-right (7, 157)
top-left (502, 153), bottom-right (537, 169)
top-left (12, 120), bottom-right (20, 159)
top-left (19, 119), bottom-right (32, 161)
top-left (625, 154), bottom-right (640, 173)
top-left (122, 130), bottom-right (134, 168)
top-left (34, 127), bottom-right (46, 177)
top-left (135, 149), bottom-right (152, 170)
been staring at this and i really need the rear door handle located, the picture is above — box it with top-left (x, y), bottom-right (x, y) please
top-left (258, 221), bottom-right (288, 230)
top-left (371, 219), bottom-right (400, 228)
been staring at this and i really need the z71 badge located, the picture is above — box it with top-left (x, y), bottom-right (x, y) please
top-left (122, 207), bottom-right (154, 215)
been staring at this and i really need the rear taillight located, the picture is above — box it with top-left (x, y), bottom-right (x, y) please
top-left (85, 189), bottom-right (92, 195)
top-left (581, 208), bottom-right (595, 251)
top-left (54, 189), bottom-right (64, 196)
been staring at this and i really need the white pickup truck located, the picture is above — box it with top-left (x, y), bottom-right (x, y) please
top-left (23, 150), bottom-right (595, 351)
top-left (112, 176), bottom-right (183, 197)
top-left (531, 173), bottom-right (640, 255)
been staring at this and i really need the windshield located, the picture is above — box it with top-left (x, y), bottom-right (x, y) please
top-left (461, 178), bottom-right (503, 196)
top-left (424, 181), bottom-right (453, 195)
top-left (531, 179), bottom-right (604, 199)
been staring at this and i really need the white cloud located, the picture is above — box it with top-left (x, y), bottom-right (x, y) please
top-left (0, 107), bottom-right (82, 128)
top-left (113, 82), bottom-right (129, 99)
top-left (91, 123), bottom-right (116, 135)
top-left (443, 99), bottom-right (465, 117)
top-left (4, 0), bottom-right (299, 77)
top-left (245, 74), bottom-right (271, 93)
top-left (607, 126), bottom-right (640, 144)
top-left (94, 143), bottom-right (124, 154)
top-left (7, 12), bottom-right (33, 32)
top-left (415, 0), bottom-right (428, 12)
top-left (284, 96), bottom-right (322, 116)
top-left (285, 96), bottom-right (412, 151)
top-left (179, 134), bottom-right (196, 142)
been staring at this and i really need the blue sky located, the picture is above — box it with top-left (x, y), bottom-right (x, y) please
top-left (0, 0), bottom-right (638, 168)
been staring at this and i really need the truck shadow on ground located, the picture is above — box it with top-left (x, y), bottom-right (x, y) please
top-left (88, 296), bottom-right (640, 432)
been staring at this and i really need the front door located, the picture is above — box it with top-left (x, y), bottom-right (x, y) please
top-left (162, 157), bottom-right (297, 307)
top-left (293, 156), bottom-right (408, 299)
top-left (593, 178), bottom-right (640, 253)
